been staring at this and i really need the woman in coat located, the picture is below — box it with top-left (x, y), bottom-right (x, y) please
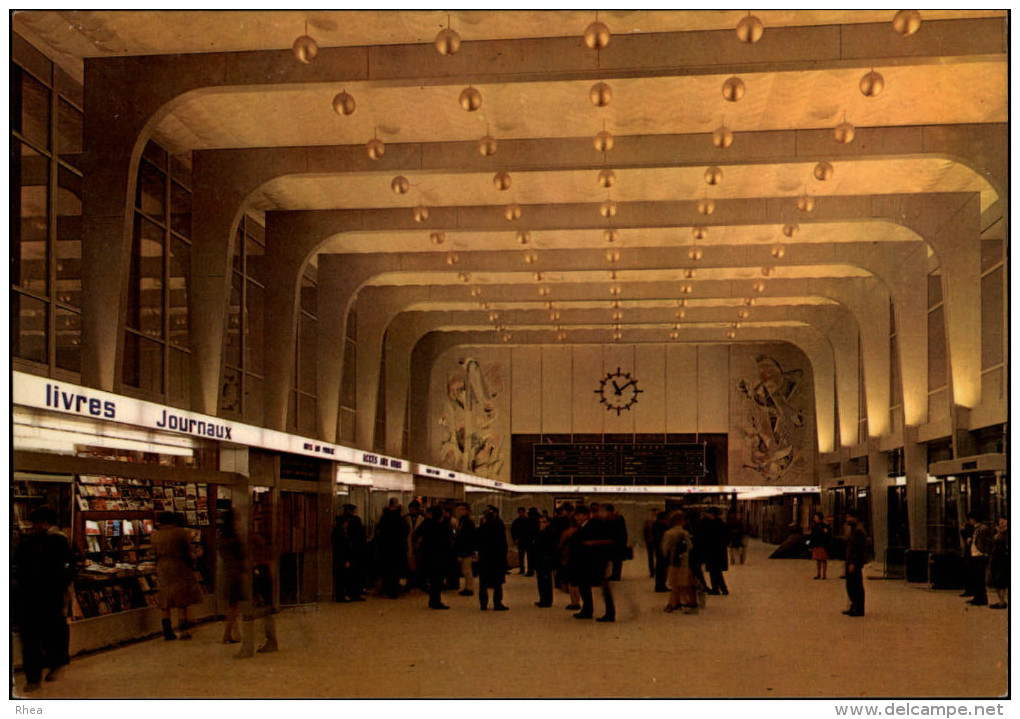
top-left (152, 512), bottom-right (203, 640)
top-left (661, 511), bottom-right (696, 613)
top-left (809, 512), bottom-right (831, 580)
top-left (475, 506), bottom-right (509, 610)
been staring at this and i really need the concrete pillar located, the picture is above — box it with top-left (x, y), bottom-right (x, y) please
top-left (383, 315), bottom-right (421, 457)
top-left (903, 426), bottom-right (929, 550)
top-left (867, 443), bottom-right (892, 563)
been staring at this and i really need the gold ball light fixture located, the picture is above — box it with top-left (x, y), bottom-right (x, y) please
top-left (430, 232), bottom-right (446, 245)
top-left (413, 203), bottom-right (430, 223)
top-left (435, 15), bottom-right (461, 55)
top-left (860, 69), bottom-right (885, 97)
top-left (590, 81), bottom-right (613, 107)
top-left (479, 133), bottom-right (498, 157)
top-left (493, 172), bottom-right (512, 191)
top-left (705, 166), bottom-right (723, 186)
top-left (834, 113), bottom-right (856, 144)
top-left (517, 231), bottom-right (531, 245)
top-left (697, 198), bottom-right (716, 216)
top-left (814, 161), bottom-right (834, 181)
top-left (293, 23), bottom-right (319, 64)
top-left (504, 203), bottom-right (522, 221)
top-left (459, 86), bottom-right (482, 112)
top-left (797, 193), bottom-right (815, 213)
top-left (604, 229), bottom-right (620, 243)
top-left (722, 76), bottom-right (746, 102)
top-left (713, 122), bottom-right (734, 149)
top-left (391, 176), bottom-right (410, 195)
top-left (688, 247), bottom-right (704, 261)
top-left (770, 246), bottom-right (786, 259)
top-left (782, 223), bottom-right (799, 238)
top-left (600, 199), bottom-right (618, 218)
top-left (598, 169), bottom-right (617, 188)
top-left (332, 90), bottom-right (356, 116)
top-left (366, 131), bottom-right (385, 160)
top-left (584, 18), bottom-right (611, 49)
top-left (893, 10), bottom-right (922, 37)
top-left (735, 13), bottom-right (764, 44)
top-left (594, 129), bottom-right (615, 153)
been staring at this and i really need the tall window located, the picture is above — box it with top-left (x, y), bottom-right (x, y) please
top-left (926, 270), bottom-right (948, 421)
top-left (11, 35), bottom-right (84, 376)
top-left (220, 215), bottom-right (265, 424)
top-left (122, 140), bottom-right (192, 406)
top-left (980, 238), bottom-right (1005, 404)
top-left (289, 266), bottom-right (318, 436)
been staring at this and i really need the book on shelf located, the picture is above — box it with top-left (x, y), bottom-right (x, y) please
top-left (85, 520), bottom-right (101, 536)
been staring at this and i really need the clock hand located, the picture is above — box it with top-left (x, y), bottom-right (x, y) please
top-left (611, 380), bottom-right (622, 394)
top-left (618, 379), bottom-right (636, 391)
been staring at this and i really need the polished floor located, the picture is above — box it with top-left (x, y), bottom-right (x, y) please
top-left (12, 540), bottom-right (1008, 699)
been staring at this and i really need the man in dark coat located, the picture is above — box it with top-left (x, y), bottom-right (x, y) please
top-left (567, 504), bottom-right (615, 621)
top-left (533, 514), bottom-right (560, 607)
top-left (418, 505), bottom-right (454, 609)
top-left (14, 506), bottom-right (75, 692)
top-left (341, 504), bottom-right (367, 600)
top-left (452, 503), bottom-right (477, 596)
top-left (701, 506), bottom-right (730, 595)
top-left (374, 498), bottom-right (409, 598)
top-left (603, 503), bottom-right (629, 581)
top-left (476, 506), bottom-right (510, 610)
top-left (510, 507), bottom-right (532, 575)
top-left (843, 510), bottom-right (869, 617)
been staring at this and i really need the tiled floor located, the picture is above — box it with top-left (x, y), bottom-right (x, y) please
top-left (12, 540), bottom-right (1008, 699)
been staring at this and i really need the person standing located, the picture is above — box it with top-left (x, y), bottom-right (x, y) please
top-left (809, 511), bottom-right (831, 580)
top-left (987, 517), bottom-right (1009, 609)
top-left (533, 515), bottom-right (559, 607)
top-left (726, 510), bottom-right (747, 566)
top-left (963, 513), bottom-right (992, 606)
top-left (331, 513), bottom-right (352, 602)
top-left (643, 508), bottom-right (659, 578)
top-left (341, 504), bottom-right (367, 601)
top-left (842, 510), bottom-right (868, 617)
top-left (661, 511), bottom-right (697, 613)
top-left (14, 507), bottom-right (75, 693)
top-left (405, 500), bottom-right (426, 590)
top-left (374, 499), bottom-right (409, 599)
top-left (218, 510), bottom-right (245, 643)
top-left (652, 511), bottom-right (670, 593)
top-left (476, 506), bottom-right (510, 611)
top-left (510, 507), bottom-right (532, 575)
top-left (419, 505), bottom-right (454, 610)
top-left (452, 503), bottom-right (477, 596)
top-left (567, 504), bottom-right (615, 622)
top-left (152, 512), bottom-right (203, 640)
top-left (604, 503), bottom-right (629, 581)
top-left (701, 507), bottom-right (730, 595)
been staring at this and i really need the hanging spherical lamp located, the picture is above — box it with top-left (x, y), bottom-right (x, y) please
top-left (752, 280), bottom-right (766, 293)
top-left (612, 310), bottom-right (623, 321)
top-left (735, 14), bottom-right (765, 44)
top-left (590, 81), bottom-right (613, 107)
top-left (533, 271), bottom-right (544, 282)
top-left (738, 308), bottom-right (751, 319)
top-left (834, 117), bottom-right (856, 144)
top-left (782, 222), bottom-right (799, 238)
top-left (609, 285), bottom-right (622, 296)
top-left (688, 247), bottom-right (704, 261)
top-left (470, 286), bottom-right (483, 298)
top-left (713, 124), bottom-right (734, 149)
top-left (459, 86), bottom-right (482, 112)
top-left (446, 252), bottom-right (459, 265)
top-left (594, 129), bottom-right (615, 152)
top-left (770, 245), bottom-right (786, 259)
top-left (293, 34), bottom-right (319, 64)
top-left (604, 229), bottom-right (619, 243)
top-left (501, 332), bottom-right (512, 343)
top-left (860, 70), bottom-right (885, 98)
top-left (413, 204), bottom-right (430, 223)
top-left (332, 90), bottom-right (356, 116)
top-left (680, 284), bottom-right (693, 295)
top-left (517, 231), bottom-right (531, 245)
top-left (743, 297), bottom-right (756, 306)
top-left (429, 232), bottom-right (446, 245)
top-left (893, 10), bottom-right (922, 36)
top-left (761, 266), bottom-right (775, 277)
top-left (605, 249), bottom-right (620, 263)
top-left (705, 166), bottom-right (723, 186)
top-left (692, 226), bottom-right (708, 240)
top-left (600, 199), bottom-right (618, 218)
top-left (479, 133), bottom-right (498, 157)
top-left (722, 76), bottom-right (746, 102)
top-left (814, 161), bottom-right (834, 181)
top-left (726, 329), bottom-right (737, 339)
top-left (797, 193), bottom-right (815, 213)
top-left (524, 251), bottom-right (538, 264)
top-left (458, 272), bottom-right (471, 283)
top-left (504, 203), bottom-right (522, 221)
top-left (366, 137), bottom-right (386, 160)
top-left (584, 20), bottom-right (611, 49)
top-left (493, 172), bottom-right (512, 191)
top-left (697, 198), bottom-right (715, 216)
top-left (598, 169), bottom-right (617, 188)
top-left (557, 330), bottom-right (567, 342)
top-left (538, 286), bottom-right (551, 297)
top-left (435, 27), bottom-right (461, 55)
top-left (684, 268), bottom-right (696, 279)
top-left (391, 176), bottom-right (410, 195)
top-left (675, 309), bottom-right (686, 319)
top-left (550, 310), bottom-right (562, 321)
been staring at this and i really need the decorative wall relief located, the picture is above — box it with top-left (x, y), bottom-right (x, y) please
top-left (436, 355), bottom-right (507, 478)
top-left (731, 347), bottom-right (814, 485)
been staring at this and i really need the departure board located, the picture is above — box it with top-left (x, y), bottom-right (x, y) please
top-left (534, 443), bottom-right (706, 478)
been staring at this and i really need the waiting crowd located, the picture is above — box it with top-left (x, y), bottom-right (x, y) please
top-left (330, 500), bottom-right (752, 620)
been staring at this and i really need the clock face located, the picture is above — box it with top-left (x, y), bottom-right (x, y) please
top-left (594, 367), bottom-right (643, 415)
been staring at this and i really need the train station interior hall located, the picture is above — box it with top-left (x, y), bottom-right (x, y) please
top-left (9, 10), bottom-right (1008, 701)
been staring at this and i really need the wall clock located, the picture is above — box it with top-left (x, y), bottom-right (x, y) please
top-left (594, 367), bottom-right (643, 415)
